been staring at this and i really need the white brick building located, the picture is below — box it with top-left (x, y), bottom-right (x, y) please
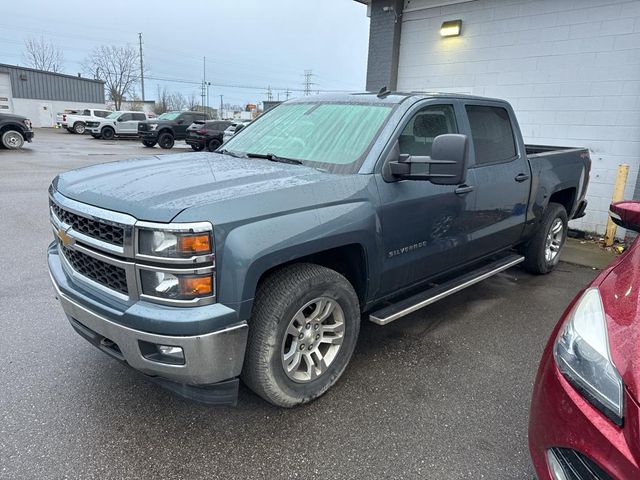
top-left (356, 0), bottom-right (640, 234)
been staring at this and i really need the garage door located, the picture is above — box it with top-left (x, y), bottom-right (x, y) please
top-left (0, 73), bottom-right (13, 113)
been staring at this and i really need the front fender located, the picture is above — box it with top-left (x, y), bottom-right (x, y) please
top-left (217, 201), bottom-right (381, 320)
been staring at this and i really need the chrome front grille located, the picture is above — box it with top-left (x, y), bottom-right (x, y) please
top-left (62, 246), bottom-right (128, 294)
top-left (50, 200), bottom-right (124, 246)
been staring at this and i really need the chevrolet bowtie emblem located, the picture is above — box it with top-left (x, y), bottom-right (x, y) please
top-left (58, 228), bottom-right (75, 247)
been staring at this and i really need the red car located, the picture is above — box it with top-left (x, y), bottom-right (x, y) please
top-left (529, 200), bottom-right (640, 479)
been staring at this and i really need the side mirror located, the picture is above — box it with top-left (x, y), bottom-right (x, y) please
top-left (389, 134), bottom-right (468, 185)
top-left (610, 201), bottom-right (640, 232)
top-left (117, 117), bottom-right (123, 122)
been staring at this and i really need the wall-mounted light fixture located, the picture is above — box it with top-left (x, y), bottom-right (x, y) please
top-left (440, 19), bottom-right (462, 37)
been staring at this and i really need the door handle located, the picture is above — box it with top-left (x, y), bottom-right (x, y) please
top-left (455, 185), bottom-right (474, 195)
top-left (515, 173), bottom-right (530, 182)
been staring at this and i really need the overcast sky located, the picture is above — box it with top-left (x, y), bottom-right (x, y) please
top-left (0, 0), bottom-right (370, 107)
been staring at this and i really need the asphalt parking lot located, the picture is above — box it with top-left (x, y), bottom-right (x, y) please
top-left (1, 129), bottom-right (600, 479)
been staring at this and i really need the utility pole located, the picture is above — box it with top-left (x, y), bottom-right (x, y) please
top-left (219, 94), bottom-right (224, 120)
top-left (303, 70), bottom-right (315, 96)
top-left (201, 56), bottom-right (206, 112)
top-left (266, 85), bottom-right (273, 101)
top-left (138, 33), bottom-right (145, 101)
top-left (285, 88), bottom-right (291, 100)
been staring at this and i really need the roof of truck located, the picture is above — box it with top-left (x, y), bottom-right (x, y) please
top-left (287, 91), bottom-right (507, 105)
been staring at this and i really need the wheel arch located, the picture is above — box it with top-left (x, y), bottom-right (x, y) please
top-left (0, 123), bottom-right (25, 137)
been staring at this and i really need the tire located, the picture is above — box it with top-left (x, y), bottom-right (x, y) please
top-left (101, 127), bottom-right (115, 140)
top-left (1, 130), bottom-right (25, 149)
top-left (142, 140), bottom-right (156, 147)
top-left (242, 263), bottom-right (360, 407)
top-left (158, 132), bottom-right (175, 149)
top-left (73, 122), bottom-right (86, 134)
top-left (522, 202), bottom-right (568, 274)
top-left (191, 144), bottom-right (204, 151)
top-left (207, 139), bottom-right (221, 152)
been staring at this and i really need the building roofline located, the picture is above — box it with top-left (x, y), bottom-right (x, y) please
top-left (0, 63), bottom-right (105, 84)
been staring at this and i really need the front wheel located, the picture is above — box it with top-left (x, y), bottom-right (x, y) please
top-left (522, 202), bottom-right (568, 274)
top-left (2, 130), bottom-right (25, 149)
top-left (158, 132), bottom-right (175, 149)
top-left (242, 263), bottom-right (360, 407)
top-left (101, 127), bottom-right (115, 140)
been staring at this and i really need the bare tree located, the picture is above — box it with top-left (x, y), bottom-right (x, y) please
top-left (168, 92), bottom-right (187, 111)
top-left (154, 86), bottom-right (170, 115)
top-left (84, 45), bottom-right (140, 110)
top-left (186, 92), bottom-right (200, 111)
top-left (22, 36), bottom-right (64, 73)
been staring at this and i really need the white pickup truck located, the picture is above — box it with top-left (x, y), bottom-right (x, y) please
top-left (62, 108), bottom-right (112, 134)
top-left (86, 111), bottom-right (150, 140)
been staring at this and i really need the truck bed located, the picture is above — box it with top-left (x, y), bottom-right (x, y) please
top-left (525, 144), bottom-right (588, 157)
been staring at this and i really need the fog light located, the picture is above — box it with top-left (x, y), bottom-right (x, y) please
top-left (157, 345), bottom-right (184, 361)
top-left (546, 450), bottom-right (568, 480)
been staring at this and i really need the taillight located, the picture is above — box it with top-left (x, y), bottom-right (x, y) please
top-left (196, 128), bottom-right (207, 134)
top-left (62, 114), bottom-right (66, 121)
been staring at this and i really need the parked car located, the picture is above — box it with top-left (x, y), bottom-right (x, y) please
top-left (47, 93), bottom-right (590, 407)
top-left (86, 111), bottom-right (150, 140)
top-left (62, 108), bottom-right (112, 134)
top-left (222, 121), bottom-right (250, 143)
top-left (138, 111), bottom-right (208, 149)
top-left (0, 112), bottom-right (33, 149)
top-left (185, 120), bottom-right (232, 151)
top-left (529, 201), bottom-right (640, 480)
top-left (56, 109), bottom-right (81, 129)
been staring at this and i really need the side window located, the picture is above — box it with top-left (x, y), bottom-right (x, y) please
top-left (82, 109), bottom-right (91, 116)
top-left (119, 113), bottom-right (132, 122)
top-left (465, 105), bottom-right (517, 165)
top-left (96, 110), bottom-right (110, 118)
top-left (133, 113), bottom-right (146, 121)
top-left (398, 104), bottom-right (457, 157)
top-left (180, 114), bottom-right (192, 124)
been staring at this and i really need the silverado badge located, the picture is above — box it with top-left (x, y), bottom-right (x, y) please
top-left (57, 227), bottom-right (75, 247)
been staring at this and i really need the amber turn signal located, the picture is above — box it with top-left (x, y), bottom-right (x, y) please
top-left (179, 275), bottom-right (213, 296)
top-left (177, 234), bottom-right (211, 254)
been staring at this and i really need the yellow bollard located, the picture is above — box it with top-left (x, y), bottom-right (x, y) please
top-left (604, 164), bottom-right (630, 247)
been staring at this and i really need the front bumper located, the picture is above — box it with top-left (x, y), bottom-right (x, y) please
top-left (138, 130), bottom-right (158, 140)
top-left (48, 244), bottom-right (248, 387)
top-left (529, 350), bottom-right (640, 479)
top-left (24, 130), bottom-right (34, 142)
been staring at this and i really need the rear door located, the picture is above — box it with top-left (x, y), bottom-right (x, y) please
top-left (461, 102), bottom-right (531, 254)
top-left (131, 112), bottom-right (147, 131)
top-left (176, 114), bottom-right (193, 137)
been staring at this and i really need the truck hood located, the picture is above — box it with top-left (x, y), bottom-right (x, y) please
top-left (53, 153), bottom-right (367, 223)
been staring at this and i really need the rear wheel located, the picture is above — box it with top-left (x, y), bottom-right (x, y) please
top-left (73, 122), bottom-right (86, 134)
top-left (1, 130), bottom-right (24, 149)
top-left (207, 139), bottom-right (221, 152)
top-left (242, 263), bottom-right (360, 407)
top-left (522, 202), bottom-right (568, 274)
top-left (158, 132), bottom-right (174, 149)
top-left (101, 126), bottom-right (115, 140)
top-left (191, 144), bottom-right (204, 151)
top-left (142, 140), bottom-right (156, 147)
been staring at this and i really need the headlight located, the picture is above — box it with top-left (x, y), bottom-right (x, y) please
top-left (554, 288), bottom-right (624, 426)
top-left (149, 123), bottom-right (158, 130)
top-left (23, 119), bottom-right (32, 130)
top-left (139, 270), bottom-right (214, 301)
top-left (138, 229), bottom-right (212, 259)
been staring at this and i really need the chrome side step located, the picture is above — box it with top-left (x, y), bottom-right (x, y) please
top-left (369, 254), bottom-right (525, 325)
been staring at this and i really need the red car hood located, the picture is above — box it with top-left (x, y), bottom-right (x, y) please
top-left (599, 237), bottom-right (640, 402)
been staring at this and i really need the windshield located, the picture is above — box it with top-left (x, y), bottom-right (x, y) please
top-left (223, 103), bottom-right (392, 171)
top-left (157, 112), bottom-right (181, 120)
top-left (106, 112), bottom-right (119, 119)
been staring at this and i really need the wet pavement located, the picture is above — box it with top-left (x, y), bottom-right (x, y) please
top-left (1, 129), bottom-right (601, 479)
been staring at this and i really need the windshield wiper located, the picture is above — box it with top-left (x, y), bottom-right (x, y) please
top-left (246, 152), bottom-right (303, 165)
top-left (216, 149), bottom-right (247, 158)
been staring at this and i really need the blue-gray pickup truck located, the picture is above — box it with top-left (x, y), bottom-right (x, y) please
top-left (48, 92), bottom-right (590, 407)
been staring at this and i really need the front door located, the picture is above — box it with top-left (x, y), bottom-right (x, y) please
top-left (376, 102), bottom-right (476, 297)
top-left (117, 113), bottom-right (137, 135)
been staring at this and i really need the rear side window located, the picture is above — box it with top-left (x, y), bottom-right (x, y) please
top-left (465, 105), bottom-right (516, 165)
top-left (96, 110), bottom-right (110, 118)
top-left (132, 113), bottom-right (146, 121)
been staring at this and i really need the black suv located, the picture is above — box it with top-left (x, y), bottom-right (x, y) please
top-left (185, 120), bottom-right (232, 152)
top-left (0, 113), bottom-right (34, 149)
top-left (138, 111), bottom-right (208, 149)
